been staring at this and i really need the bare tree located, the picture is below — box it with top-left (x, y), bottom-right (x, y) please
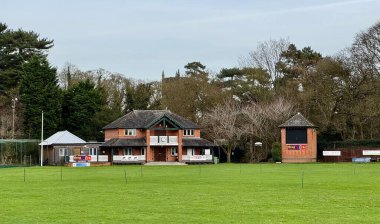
top-left (351, 20), bottom-right (380, 78)
top-left (0, 91), bottom-right (21, 138)
top-left (242, 97), bottom-right (295, 162)
top-left (202, 99), bottom-right (246, 163)
top-left (350, 21), bottom-right (380, 139)
top-left (100, 73), bottom-right (126, 112)
top-left (240, 38), bottom-right (290, 83)
top-left (162, 67), bottom-right (226, 122)
top-left (58, 62), bottom-right (85, 89)
top-left (262, 97), bottom-right (295, 141)
top-left (241, 102), bottom-right (266, 162)
top-left (203, 97), bottom-right (294, 163)
top-left (331, 21), bottom-right (380, 140)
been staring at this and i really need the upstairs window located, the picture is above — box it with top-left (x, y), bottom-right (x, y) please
top-left (125, 129), bottom-right (136, 136)
top-left (183, 129), bottom-right (194, 136)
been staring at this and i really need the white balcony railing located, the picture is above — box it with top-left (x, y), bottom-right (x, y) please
top-left (113, 155), bottom-right (146, 162)
top-left (150, 136), bottom-right (178, 146)
top-left (98, 155), bottom-right (109, 162)
top-left (182, 155), bottom-right (212, 161)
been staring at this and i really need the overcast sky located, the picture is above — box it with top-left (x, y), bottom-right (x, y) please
top-left (1, 0), bottom-right (379, 81)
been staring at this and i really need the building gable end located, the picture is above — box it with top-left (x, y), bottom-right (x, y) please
top-left (145, 115), bottom-right (182, 129)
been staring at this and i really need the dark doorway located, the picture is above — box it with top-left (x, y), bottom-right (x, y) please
top-left (154, 147), bottom-right (166, 161)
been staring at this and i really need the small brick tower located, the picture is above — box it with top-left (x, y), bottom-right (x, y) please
top-left (279, 113), bottom-right (317, 163)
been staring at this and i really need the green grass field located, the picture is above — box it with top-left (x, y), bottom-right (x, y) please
top-left (0, 163), bottom-right (379, 223)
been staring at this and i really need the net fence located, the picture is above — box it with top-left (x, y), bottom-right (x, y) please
top-left (0, 139), bottom-right (40, 166)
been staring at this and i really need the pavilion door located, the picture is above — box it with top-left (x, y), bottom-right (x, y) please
top-left (73, 148), bottom-right (81, 155)
top-left (154, 147), bottom-right (166, 161)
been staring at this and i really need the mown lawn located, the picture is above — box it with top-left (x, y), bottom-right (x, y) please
top-left (0, 163), bottom-right (379, 223)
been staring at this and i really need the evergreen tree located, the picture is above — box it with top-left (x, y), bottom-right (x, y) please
top-left (184, 61), bottom-right (208, 81)
top-left (62, 79), bottom-right (102, 141)
top-left (124, 80), bottom-right (157, 113)
top-left (217, 67), bottom-right (272, 103)
top-left (0, 23), bottom-right (53, 95)
top-left (93, 81), bottom-right (123, 141)
top-left (20, 56), bottom-right (62, 138)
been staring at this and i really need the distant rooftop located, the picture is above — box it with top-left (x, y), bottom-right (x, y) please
top-left (40, 130), bottom-right (86, 146)
top-left (278, 112), bottom-right (317, 128)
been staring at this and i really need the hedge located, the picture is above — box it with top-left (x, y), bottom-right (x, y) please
top-left (318, 139), bottom-right (380, 149)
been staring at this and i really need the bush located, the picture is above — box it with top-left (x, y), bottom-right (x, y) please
top-left (271, 142), bottom-right (282, 162)
top-left (318, 139), bottom-right (380, 149)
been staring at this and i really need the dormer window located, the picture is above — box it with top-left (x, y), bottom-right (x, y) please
top-left (183, 129), bottom-right (194, 136)
top-left (125, 129), bottom-right (136, 136)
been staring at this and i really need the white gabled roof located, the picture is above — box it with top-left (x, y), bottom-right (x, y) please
top-left (39, 130), bottom-right (86, 146)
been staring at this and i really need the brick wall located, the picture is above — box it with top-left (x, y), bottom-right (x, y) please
top-left (104, 129), bottom-right (119, 141)
top-left (281, 127), bottom-right (317, 163)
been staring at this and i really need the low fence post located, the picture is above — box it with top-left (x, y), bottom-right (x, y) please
top-left (124, 168), bottom-right (127, 184)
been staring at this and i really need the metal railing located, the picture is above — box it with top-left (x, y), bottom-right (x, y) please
top-left (182, 155), bottom-right (212, 161)
top-left (150, 136), bottom-right (178, 146)
top-left (113, 155), bottom-right (146, 162)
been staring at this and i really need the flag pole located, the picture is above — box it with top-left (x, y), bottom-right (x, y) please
top-left (40, 111), bottom-right (44, 166)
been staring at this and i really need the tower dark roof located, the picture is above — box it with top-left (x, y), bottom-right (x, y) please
top-left (103, 110), bottom-right (199, 129)
top-left (278, 112), bottom-right (317, 128)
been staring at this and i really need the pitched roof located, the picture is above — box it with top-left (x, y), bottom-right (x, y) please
top-left (182, 137), bottom-right (216, 147)
top-left (101, 138), bottom-right (146, 147)
top-left (40, 130), bottom-right (86, 146)
top-left (103, 110), bottom-right (199, 129)
top-left (278, 112), bottom-right (317, 128)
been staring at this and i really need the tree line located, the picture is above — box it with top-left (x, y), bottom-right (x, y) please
top-left (1, 21), bottom-right (379, 162)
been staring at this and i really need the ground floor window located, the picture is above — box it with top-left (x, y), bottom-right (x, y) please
top-left (59, 148), bottom-right (68, 157)
top-left (124, 148), bottom-right (133, 155)
top-left (199, 148), bottom-right (211, 155)
top-left (88, 148), bottom-right (97, 155)
top-left (171, 147), bottom-right (178, 156)
top-left (141, 147), bottom-right (145, 155)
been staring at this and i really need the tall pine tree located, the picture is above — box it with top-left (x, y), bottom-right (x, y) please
top-left (0, 23), bottom-right (53, 95)
top-left (20, 56), bottom-right (62, 138)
